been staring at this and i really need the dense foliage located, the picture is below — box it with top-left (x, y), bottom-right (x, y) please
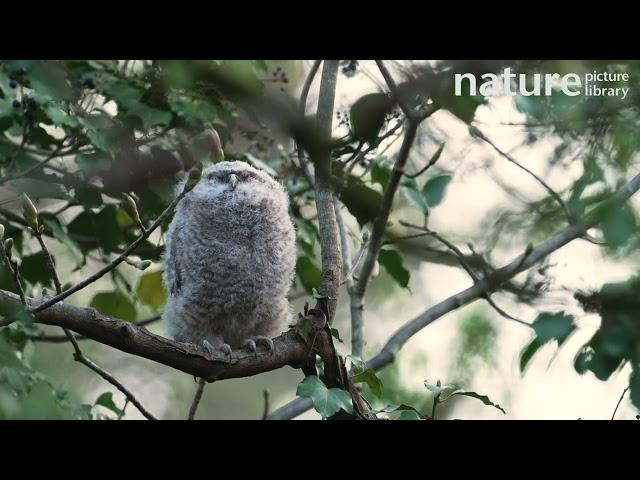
top-left (0, 60), bottom-right (638, 419)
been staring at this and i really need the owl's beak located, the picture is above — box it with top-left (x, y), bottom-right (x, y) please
top-left (229, 173), bottom-right (238, 190)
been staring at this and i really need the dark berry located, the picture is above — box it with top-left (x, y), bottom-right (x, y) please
top-left (636, 415), bottom-right (639, 420)
top-left (27, 98), bottom-right (37, 109)
top-left (9, 80), bottom-right (17, 89)
top-left (12, 99), bottom-right (21, 109)
top-left (83, 78), bottom-right (95, 89)
top-left (17, 67), bottom-right (26, 75)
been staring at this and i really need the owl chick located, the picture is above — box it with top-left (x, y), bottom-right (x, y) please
top-left (162, 160), bottom-right (296, 356)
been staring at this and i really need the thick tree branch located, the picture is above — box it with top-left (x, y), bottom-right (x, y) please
top-left (0, 289), bottom-right (311, 380)
top-left (313, 60), bottom-right (341, 324)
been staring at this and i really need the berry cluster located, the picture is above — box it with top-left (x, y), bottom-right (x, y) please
top-left (272, 66), bottom-right (289, 84)
top-left (336, 110), bottom-right (350, 128)
top-left (340, 60), bottom-right (359, 77)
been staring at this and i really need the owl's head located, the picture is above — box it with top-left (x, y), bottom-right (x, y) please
top-left (189, 160), bottom-right (285, 206)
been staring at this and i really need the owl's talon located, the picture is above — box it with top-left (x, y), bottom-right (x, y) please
top-left (254, 336), bottom-right (275, 354)
top-left (201, 339), bottom-right (232, 358)
top-left (201, 340), bottom-right (217, 357)
top-left (242, 339), bottom-right (257, 356)
top-left (220, 343), bottom-right (232, 357)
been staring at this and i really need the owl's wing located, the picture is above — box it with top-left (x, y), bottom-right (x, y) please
top-left (165, 225), bottom-right (185, 296)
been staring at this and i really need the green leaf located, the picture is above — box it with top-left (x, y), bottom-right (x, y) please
top-left (584, 348), bottom-right (623, 381)
top-left (531, 311), bottom-right (576, 344)
top-left (68, 206), bottom-right (124, 253)
top-left (296, 375), bottom-right (353, 418)
top-left (422, 173), bottom-right (452, 207)
top-left (519, 338), bottom-right (544, 372)
top-left (330, 328), bottom-right (344, 344)
top-left (519, 312), bottom-right (576, 373)
top-left (90, 290), bottom-right (137, 322)
top-left (404, 186), bottom-right (429, 214)
top-left (348, 355), bottom-right (365, 373)
top-left (27, 62), bottom-right (76, 102)
top-left (600, 204), bottom-right (637, 248)
top-left (0, 299), bottom-right (33, 329)
top-left (94, 392), bottom-right (123, 416)
top-left (378, 249), bottom-right (410, 289)
top-left (353, 369), bottom-right (384, 397)
top-left (128, 104), bottom-right (172, 130)
top-left (6, 179), bottom-right (69, 200)
top-left (340, 179), bottom-right (383, 226)
top-left (296, 256), bottom-right (321, 294)
top-left (19, 252), bottom-right (53, 287)
top-left (75, 152), bottom-right (112, 176)
top-left (350, 93), bottom-right (390, 142)
top-left (397, 410), bottom-right (424, 420)
top-left (136, 271), bottom-right (167, 312)
top-left (449, 390), bottom-right (506, 414)
top-left (40, 217), bottom-right (84, 269)
top-left (371, 161), bottom-right (391, 189)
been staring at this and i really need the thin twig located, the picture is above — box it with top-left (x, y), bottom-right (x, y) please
top-left (31, 175), bottom-right (196, 314)
top-left (382, 232), bottom-right (436, 245)
top-left (405, 144), bottom-right (444, 179)
top-left (343, 239), bottom-right (369, 286)
top-left (402, 223), bottom-right (531, 328)
top-left (0, 239), bottom-right (27, 307)
top-left (471, 126), bottom-right (573, 223)
top-left (6, 123), bottom-right (29, 172)
top-left (118, 399), bottom-right (129, 420)
top-left (296, 60), bottom-right (322, 186)
top-left (611, 385), bottom-right (630, 420)
top-left (33, 225), bottom-right (156, 420)
top-left (188, 378), bottom-right (207, 420)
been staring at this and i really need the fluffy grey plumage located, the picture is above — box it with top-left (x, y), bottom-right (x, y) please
top-left (162, 160), bottom-right (296, 354)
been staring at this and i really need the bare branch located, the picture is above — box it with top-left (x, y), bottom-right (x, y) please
top-left (471, 126), bottom-right (573, 223)
top-left (296, 60), bottom-right (323, 185)
top-left (0, 235), bottom-right (27, 308)
top-left (268, 171), bottom-right (640, 419)
top-left (76, 353), bottom-right (157, 420)
top-left (313, 60), bottom-right (341, 324)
